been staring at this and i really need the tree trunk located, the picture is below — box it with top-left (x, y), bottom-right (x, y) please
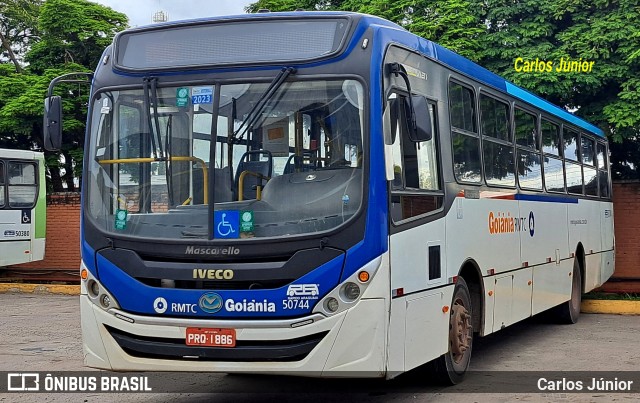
top-left (49, 166), bottom-right (64, 192)
top-left (62, 150), bottom-right (76, 192)
top-left (0, 30), bottom-right (24, 73)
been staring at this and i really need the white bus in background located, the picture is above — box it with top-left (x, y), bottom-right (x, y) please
top-left (0, 149), bottom-right (46, 266)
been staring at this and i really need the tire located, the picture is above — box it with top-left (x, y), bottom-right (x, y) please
top-left (554, 259), bottom-right (582, 324)
top-left (432, 277), bottom-right (474, 385)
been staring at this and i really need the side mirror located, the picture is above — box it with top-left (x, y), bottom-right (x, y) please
top-left (44, 96), bottom-right (62, 151)
top-left (405, 95), bottom-right (432, 142)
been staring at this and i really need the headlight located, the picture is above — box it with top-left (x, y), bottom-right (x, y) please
top-left (325, 297), bottom-right (339, 313)
top-left (342, 282), bottom-right (360, 301)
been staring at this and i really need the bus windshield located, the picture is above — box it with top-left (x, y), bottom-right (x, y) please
top-left (87, 78), bottom-right (365, 240)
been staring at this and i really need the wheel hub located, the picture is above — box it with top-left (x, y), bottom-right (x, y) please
top-left (449, 302), bottom-right (472, 364)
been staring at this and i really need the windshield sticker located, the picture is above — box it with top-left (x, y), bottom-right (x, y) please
top-left (240, 210), bottom-right (254, 234)
top-left (176, 87), bottom-right (189, 107)
top-left (214, 210), bottom-right (239, 239)
top-left (115, 209), bottom-right (128, 230)
top-left (191, 86), bottom-right (213, 104)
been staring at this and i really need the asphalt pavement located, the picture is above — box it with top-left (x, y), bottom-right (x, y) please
top-left (0, 293), bottom-right (639, 402)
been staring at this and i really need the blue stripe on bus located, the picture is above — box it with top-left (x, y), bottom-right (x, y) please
top-left (432, 46), bottom-right (603, 137)
top-left (505, 83), bottom-right (604, 137)
top-left (514, 194), bottom-right (579, 204)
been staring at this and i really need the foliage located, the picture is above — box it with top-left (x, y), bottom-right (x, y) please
top-left (25, 0), bottom-right (127, 73)
top-left (0, 0), bottom-right (42, 72)
top-left (0, 0), bottom-right (127, 191)
top-left (247, 0), bottom-right (485, 60)
top-left (247, 0), bottom-right (640, 178)
top-left (583, 292), bottom-right (640, 301)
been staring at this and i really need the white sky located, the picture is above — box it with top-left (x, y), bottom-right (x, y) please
top-left (90, 0), bottom-right (255, 27)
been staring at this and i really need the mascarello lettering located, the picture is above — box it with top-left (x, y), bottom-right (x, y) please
top-left (185, 246), bottom-right (240, 255)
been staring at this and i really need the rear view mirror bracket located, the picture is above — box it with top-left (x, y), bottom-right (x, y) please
top-left (43, 72), bottom-right (93, 151)
top-left (387, 62), bottom-right (432, 142)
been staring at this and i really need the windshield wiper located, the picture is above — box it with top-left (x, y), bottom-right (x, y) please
top-left (230, 67), bottom-right (296, 143)
top-left (226, 67), bottom-right (295, 186)
top-left (142, 77), bottom-right (164, 159)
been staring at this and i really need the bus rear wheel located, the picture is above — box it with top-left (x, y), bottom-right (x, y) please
top-left (433, 277), bottom-right (473, 384)
top-left (554, 259), bottom-right (582, 324)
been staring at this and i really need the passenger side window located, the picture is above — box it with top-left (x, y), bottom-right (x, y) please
top-left (563, 128), bottom-right (582, 194)
top-left (387, 93), bottom-right (442, 222)
top-left (449, 82), bottom-right (480, 183)
top-left (8, 161), bottom-right (37, 208)
top-left (597, 142), bottom-right (610, 198)
top-left (541, 119), bottom-right (561, 156)
top-left (0, 161), bottom-right (4, 207)
top-left (582, 134), bottom-right (597, 196)
top-left (480, 94), bottom-right (514, 187)
top-left (515, 108), bottom-right (542, 190)
top-left (541, 120), bottom-right (564, 193)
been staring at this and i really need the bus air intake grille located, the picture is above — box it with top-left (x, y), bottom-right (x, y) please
top-left (106, 326), bottom-right (328, 362)
top-left (135, 278), bottom-right (295, 290)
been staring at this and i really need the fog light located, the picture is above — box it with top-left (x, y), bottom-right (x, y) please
top-left (100, 294), bottom-right (111, 308)
top-left (326, 297), bottom-right (339, 313)
top-left (343, 282), bottom-right (360, 301)
top-left (88, 280), bottom-right (99, 297)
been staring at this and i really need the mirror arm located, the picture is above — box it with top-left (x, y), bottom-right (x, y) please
top-left (47, 72), bottom-right (93, 98)
top-left (388, 62), bottom-right (417, 133)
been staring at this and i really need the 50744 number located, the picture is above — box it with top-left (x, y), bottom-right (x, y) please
top-left (282, 299), bottom-right (310, 310)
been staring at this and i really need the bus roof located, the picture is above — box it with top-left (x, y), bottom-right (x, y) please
top-left (132, 11), bottom-right (604, 138)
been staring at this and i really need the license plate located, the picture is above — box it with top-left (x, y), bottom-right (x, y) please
top-left (185, 328), bottom-right (236, 347)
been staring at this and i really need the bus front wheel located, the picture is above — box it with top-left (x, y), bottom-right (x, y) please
top-left (433, 277), bottom-right (473, 384)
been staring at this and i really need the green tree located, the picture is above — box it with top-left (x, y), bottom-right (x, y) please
top-left (0, 0), bottom-right (128, 191)
top-left (0, 0), bottom-right (41, 72)
top-left (247, 0), bottom-right (640, 178)
top-left (476, 0), bottom-right (640, 177)
top-left (246, 0), bottom-right (484, 59)
top-left (26, 0), bottom-right (127, 73)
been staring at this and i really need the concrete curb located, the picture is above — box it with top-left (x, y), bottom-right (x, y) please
top-left (0, 283), bottom-right (79, 295)
top-left (581, 300), bottom-right (640, 315)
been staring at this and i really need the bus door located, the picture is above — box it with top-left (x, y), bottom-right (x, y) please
top-left (383, 47), bottom-right (447, 371)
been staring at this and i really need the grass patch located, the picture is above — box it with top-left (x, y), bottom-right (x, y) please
top-left (583, 292), bottom-right (640, 301)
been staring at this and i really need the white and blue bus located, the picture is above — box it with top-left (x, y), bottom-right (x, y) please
top-left (0, 148), bottom-right (46, 267)
top-left (44, 11), bottom-right (614, 383)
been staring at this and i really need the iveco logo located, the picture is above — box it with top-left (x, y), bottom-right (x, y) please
top-left (199, 293), bottom-right (223, 313)
top-left (193, 269), bottom-right (234, 280)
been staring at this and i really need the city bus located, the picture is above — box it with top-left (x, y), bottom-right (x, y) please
top-left (44, 11), bottom-right (614, 383)
top-left (0, 148), bottom-right (46, 267)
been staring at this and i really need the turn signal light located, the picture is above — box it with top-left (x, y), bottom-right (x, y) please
top-left (358, 271), bottom-right (370, 283)
top-left (80, 269), bottom-right (88, 280)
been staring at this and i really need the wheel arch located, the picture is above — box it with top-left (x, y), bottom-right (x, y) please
top-left (575, 242), bottom-right (586, 293)
top-left (458, 259), bottom-right (484, 334)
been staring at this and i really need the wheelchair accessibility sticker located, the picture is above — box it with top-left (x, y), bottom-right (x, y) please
top-left (21, 209), bottom-right (31, 224)
top-left (214, 210), bottom-right (239, 239)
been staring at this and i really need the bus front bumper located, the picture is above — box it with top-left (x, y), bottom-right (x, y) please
top-left (81, 294), bottom-right (387, 377)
